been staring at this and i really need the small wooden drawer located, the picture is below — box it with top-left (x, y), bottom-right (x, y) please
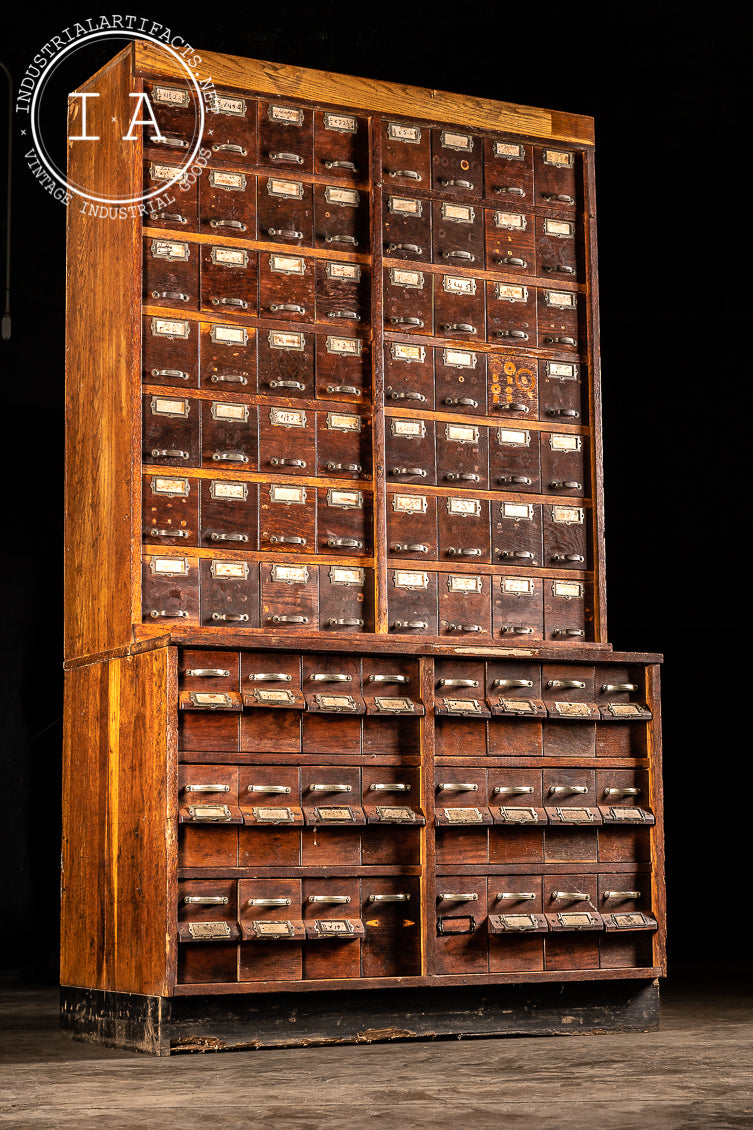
top-left (143, 313), bottom-right (198, 389)
top-left (143, 236), bottom-right (198, 310)
top-left (431, 127), bottom-right (483, 199)
top-left (258, 101), bottom-right (314, 173)
top-left (314, 109), bottom-right (368, 179)
top-left (198, 166), bottom-right (256, 238)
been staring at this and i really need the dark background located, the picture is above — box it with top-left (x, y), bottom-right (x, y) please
top-left (0, 4), bottom-right (745, 978)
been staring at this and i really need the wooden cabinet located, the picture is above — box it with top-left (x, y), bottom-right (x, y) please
top-left (61, 43), bottom-right (665, 1054)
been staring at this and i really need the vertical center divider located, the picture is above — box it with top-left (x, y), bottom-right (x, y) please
top-left (418, 654), bottom-right (436, 976)
top-left (368, 116), bottom-right (388, 632)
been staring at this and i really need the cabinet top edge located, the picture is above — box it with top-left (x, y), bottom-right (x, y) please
top-left (118, 42), bottom-right (594, 146)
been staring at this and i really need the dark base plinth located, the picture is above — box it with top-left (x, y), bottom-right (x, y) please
top-left (60, 979), bottom-right (660, 1056)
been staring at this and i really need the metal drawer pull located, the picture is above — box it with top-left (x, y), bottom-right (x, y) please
top-left (267, 228), bottom-right (304, 240)
top-left (542, 193), bottom-right (575, 204)
top-left (493, 679), bottom-right (534, 689)
top-left (548, 785), bottom-right (588, 796)
top-left (495, 256), bottom-right (527, 268)
top-left (544, 336), bottom-right (576, 346)
top-left (553, 629), bottom-right (585, 637)
top-left (184, 784), bottom-right (230, 793)
top-left (604, 787), bottom-right (641, 798)
top-left (248, 897), bottom-right (292, 907)
top-left (602, 683), bottom-right (639, 693)
top-left (268, 535), bottom-right (307, 545)
top-left (149, 608), bottom-right (188, 618)
top-left (498, 475), bottom-right (532, 485)
top-left (444, 397), bottom-right (478, 408)
top-left (210, 219), bottom-right (247, 231)
top-left (328, 310), bottom-right (360, 320)
top-left (500, 402), bottom-right (529, 414)
top-left (247, 785), bottom-right (292, 794)
top-left (393, 620), bottom-right (428, 630)
top-left (270, 303), bottom-right (306, 313)
top-left (496, 330), bottom-right (529, 340)
top-left (439, 678), bottom-right (478, 688)
top-left (325, 234), bottom-right (358, 246)
top-left (151, 290), bottom-right (189, 302)
top-left (211, 613), bottom-right (249, 622)
top-left (326, 385), bottom-right (362, 395)
top-left (309, 673), bottom-right (352, 683)
top-left (392, 467), bottom-right (427, 477)
top-left (329, 618), bottom-right (364, 626)
top-left (247, 674), bottom-right (292, 682)
top-left (368, 674), bottom-right (409, 683)
top-left (494, 185), bottom-right (525, 196)
top-left (324, 160), bottom-right (357, 171)
top-left (439, 178), bottom-right (473, 189)
top-left (369, 783), bottom-right (411, 792)
top-left (389, 391), bottom-right (426, 402)
top-left (547, 408), bottom-right (579, 417)
top-left (270, 457), bottom-right (306, 467)
top-left (213, 143), bottom-right (247, 155)
top-left (388, 243), bottom-right (423, 254)
top-left (185, 669), bottom-right (230, 678)
top-left (212, 452), bottom-right (249, 463)
top-left (308, 894), bottom-right (351, 904)
top-left (603, 890), bottom-right (641, 901)
top-left (151, 368), bottom-right (189, 380)
top-left (547, 680), bottom-right (585, 689)
top-left (368, 893), bottom-right (411, 902)
top-left (442, 323), bottom-right (477, 334)
top-left (551, 891), bottom-right (589, 901)
top-left (327, 462), bottom-right (362, 472)
top-left (497, 892), bottom-right (535, 901)
top-left (388, 169), bottom-right (422, 180)
top-left (183, 896), bottom-right (229, 905)
top-left (447, 622), bottom-right (483, 632)
top-left (443, 250), bottom-right (475, 261)
top-left (500, 626), bottom-right (534, 635)
top-left (271, 614), bottom-right (309, 623)
top-left (269, 152), bottom-right (304, 164)
top-left (445, 472), bottom-right (480, 482)
top-left (498, 550), bottom-right (534, 560)
top-left (389, 316), bottom-right (424, 327)
top-left (544, 264), bottom-right (576, 275)
top-left (437, 782), bottom-right (478, 792)
top-left (210, 297), bottom-right (248, 309)
top-left (209, 532), bottom-right (249, 542)
top-left (493, 785), bottom-right (534, 795)
top-left (211, 373), bottom-right (248, 384)
top-left (327, 537), bottom-right (363, 548)
top-left (152, 136), bottom-right (189, 148)
top-left (439, 892), bottom-right (478, 902)
top-left (148, 527), bottom-right (189, 538)
top-left (551, 553), bottom-right (585, 563)
top-left (309, 784), bottom-right (352, 793)
top-left (550, 480), bottom-right (583, 490)
top-left (447, 547), bottom-right (482, 557)
top-left (269, 380), bottom-right (305, 390)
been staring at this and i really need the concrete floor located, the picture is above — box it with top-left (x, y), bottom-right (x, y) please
top-left (0, 965), bottom-right (751, 1129)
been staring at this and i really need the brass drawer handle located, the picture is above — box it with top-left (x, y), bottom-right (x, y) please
top-left (438, 178), bottom-right (474, 189)
top-left (208, 532), bottom-right (249, 542)
top-left (444, 397), bottom-right (478, 408)
top-left (551, 891), bottom-right (590, 901)
top-left (445, 472), bottom-right (480, 482)
top-left (550, 480), bottom-right (583, 491)
top-left (493, 679), bottom-right (533, 689)
top-left (391, 543), bottom-right (428, 553)
top-left (327, 310), bottom-right (360, 320)
top-left (151, 368), bottom-right (189, 380)
top-left (369, 783), bottom-right (411, 792)
top-left (210, 219), bottom-right (247, 231)
top-left (247, 674), bottom-right (292, 682)
top-left (389, 391), bottom-right (426, 401)
top-left (268, 535), bottom-right (306, 545)
top-left (308, 894), bottom-right (351, 904)
top-left (184, 669), bottom-right (230, 678)
top-left (442, 250), bottom-right (475, 261)
top-left (603, 890), bottom-right (642, 901)
top-left (211, 612), bottom-right (249, 622)
top-left (327, 537), bottom-right (363, 548)
top-left (543, 264), bottom-right (576, 275)
top-left (542, 193), bottom-right (575, 204)
top-left (210, 297), bottom-right (248, 309)
top-left (149, 608), bottom-right (188, 618)
top-left (498, 402), bottom-right (529, 413)
top-left (496, 892), bottom-right (535, 901)
top-left (496, 330), bottom-right (529, 340)
top-left (212, 452), bottom-right (249, 463)
top-left (553, 628), bottom-right (585, 637)
top-left (326, 384), bottom-right (362, 396)
top-left (442, 323), bottom-right (476, 334)
top-left (270, 303), bottom-right (306, 314)
top-left (438, 678), bottom-right (478, 687)
top-left (328, 618), bottom-right (364, 626)
top-left (151, 290), bottom-right (189, 302)
top-left (148, 527), bottom-right (189, 538)
top-left (270, 457), bottom-right (306, 467)
top-left (391, 467), bottom-right (427, 477)
top-left (248, 785), bottom-right (292, 794)
top-left (494, 185), bottom-right (525, 196)
top-left (184, 784), bottom-right (230, 793)
top-left (447, 547), bottom-right (482, 557)
top-left (388, 169), bottom-right (421, 180)
top-left (388, 316), bottom-right (424, 327)
top-left (499, 626), bottom-right (534, 635)
top-left (152, 135), bottom-right (189, 149)
top-left (149, 449), bottom-right (190, 461)
top-left (498, 475), bottom-right (532, 485)
top-left (447, 622), bottom-right (483, 632)
top-left (368, 893), bottom-right (411, 902)
top-left (158, 213), bottom-right (187, 225)
top-left (438, 892), bottom-right (478, 902)
top-left (547, 679), bottom-right (585, 689)
top-left (388, 243), bottom-right (423, 255)
top-left (547, 408), bottom-right (580, 417)
top-left (269, 152), bottom-right (303, 164)
top-left (309, 673), bottom-right (352, 682)
top-left (325, 234), bottom-right (358, 246)
top-left (247, 897), bottom-right (292, 907)
top-left (269, 380), bottom-right (306, 390)
top-left (548, 785), bottom-right (588, 796)
top-left (309, 783), bottom-right (352, 793)
top-left (437, 782), bottom-right (478, 792)
top-left (213, 143), bottom-right (247, 156)
top-left (602, 683), bottom-right (639, 693)
top-left (498, 550), bottom-right (534, 560)
top-left (603, 787), bottom-right (641, 798)
top-left (183, 895), bottom-right (229, 905)
top-left (368, 674), bottom-right (408, 683)
top-left (494, 256), bottom-right (528, 268)
top-left (271, 614), bottom-right (309, 623)
top-left (550, 553), bottom-right (585, 563)
top-left (544, 336), bottom-right (577, 346)
top-left (493, 785), bottom-right (533, 795)
top-left (393, 620), bottom-right (428, 630)
top-left (267, 228), bottom-right (304, 240)
top-left (211, 373), bottom-right (248, 384)
top-left (327, 462), bottom-right (362, 472)
top-left (324, 160), bottom-right (357, 171)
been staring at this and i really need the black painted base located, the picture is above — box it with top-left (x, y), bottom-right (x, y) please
top-left (60, 979), bottom-right (660, 1056)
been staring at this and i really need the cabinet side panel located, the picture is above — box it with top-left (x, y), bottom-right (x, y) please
top-left (64, 47), bottom-right (140, 660)
top-left (61, 648), bottom-right (173, 996)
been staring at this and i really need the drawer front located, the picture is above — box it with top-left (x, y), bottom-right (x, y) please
top-left (434, 273), bottom-right (485, 340)
top-left (489, 424), bottom-right (541, 493)
top-left (259, 252), bottom-right (315, 321)
top-left (313, 182), bottom-right (368, 253)
top-left (383, 265), bottom-right (433, 335)
top-left (431, 127), bottom-right (482, 199)
top-left (201, 400), bottom-right (258, 470)
top-left (258, 101), bottom-right (314, 173)
top-left (543, 503), bottom-right (590, 569)
top-left (301, 764), bottom-right (363, 823)
top-left (302, 877), bottom-right (362, 980)
top-left (142, 472), bottom-right (198, 547)
top-left (259, 482), bottom-right (316, 554)
top-left (143, 158), bottom-right (198, 231)
top-left (487, 353), bottom-right (539, 421)
top-left (316, 410), bottom-right (371, 480)
top-left (382, 119), bottom-right (432, 189)
top-left (198, 166), bottom-right (256, 238)
top-left (543, 578), bottom-right (593, 643)
top-left (319, 565), bottom-right (375, 633)
top-left (538, 288), bottom-right (582, 353)
top-left (534, 145), bottom-right (582, 210)
top-left (492, 500), bottom-right (543, 567)
top-left (257, 328), bottom-right (314, 398)
top-left (199, 558), bottom-right (260, 627)
top-left (436, 420), bottom-right (488, 489)
top-left (200, 321), bottom-right (256, 392)
top-left (492, 574), bottom-right (544, 642)
top-left (315, 334), bottom-right (370, 403)
top-left (543, 767), bottom-right (597, 810)
top-left (384, 341), bottom-right (434, 408)
top-left (432, 200), bottom-right (484, 269)
top-left (487, 767), bottom-right (544, 812)
top-left (143, 314), bottom-right (198, 389)
top-left (541, 431), bottom-right (587, 496)
top-left (486, 280), bottom-right (536, 348)
top-left (438, 572), bottom-right (492, 638)
top-left (258, 406), bottom-right (316, 477)
top-left (388, 568), bottom-right (438, 634)
top-left (314, 109), bottom-right (368, 179)
top-left (488, 873), bottom-right (545, 973)
top-left (315, 260), bottom-right (370, 330)
top-left (483, 137), bottom-right (534, 203)
top-left (204, 90), bottom-right (257, 166)
top-left (435, 659), bottom-right (486, 711)
top-left (142, 554), bottom-right (199, 624)
top-left (143, 81), bottom-right (197, 156)
top-left (180, 649), bottom-right (240, 691)
top-left (143, 236), bottom-right (198, 310)
top-left (484, 206), bottom-right (534, 275)
top-left (437, 496), bottom-right (491, 564)
top-left (540, 358), bottom-right (586, 424)
top-left (387, 492), bottom-right (437, 561)
top-left (316, 486), bottom-right (372, 556)
top-left (383, 193), bottom-right (431, 262)
top-left (143, 393), bottom-right (200, 467)
top-left (199, 244), bottom-right (258, 317)
top-left (257, 176), bottom-right (313, 247)
top-left (535, 210), bottom-right (583, 282)
top-left (178, 878), bottom-right (238, 932)
top-left (435, 875), bottom-right (488, 974)
top-left (542, 664), bottom-right (595, 705)
top-left (435, 345), bottom-right (487, 416)
top-left (361, 876), bottom-right (421, 977)
top-left (239, 764), bottom-right (302, 821)
top-left (199, 478), bottom-right (258, 549)
top-left (385, 416), bottom-right (436, 485)
top-left (259, 561), bottom-right (318, 629)
top-left (238, 878), bottom-right (303, 982)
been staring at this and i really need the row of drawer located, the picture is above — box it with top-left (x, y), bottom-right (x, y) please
top-left (143, 81), bottom-right (583, 205)
top-left (143, 557), bottom-right (595, 638)
top-left (145, 241), bottom-right (583, 351)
